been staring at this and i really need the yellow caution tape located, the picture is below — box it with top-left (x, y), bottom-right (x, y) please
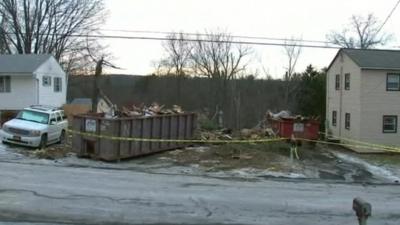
top-left (297, 138), bottom-right (400, 153)
top-left (66, 129), bottom-right (287, 144)
top-left (318, 131), bottom-right (400, 152)
top-left (66, 129), bottom-right (400, 153)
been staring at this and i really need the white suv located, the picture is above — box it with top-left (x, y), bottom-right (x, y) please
top-left (0, 105), bottom-right (68, 148)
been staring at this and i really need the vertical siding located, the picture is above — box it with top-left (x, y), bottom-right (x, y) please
top-left (360, 70), bottom-right (400, 146)
top-left (326, 52), bottom-right (361, 140)
top-left (34, 57), bottom-right (67, 107)
top-left (0, 75), bottom-right (37, 110)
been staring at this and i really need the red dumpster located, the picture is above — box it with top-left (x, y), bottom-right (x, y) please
top-left (269, 117), bottom-right (320, 140)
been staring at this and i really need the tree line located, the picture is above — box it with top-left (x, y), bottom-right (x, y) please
top-left (0, 0), bottom-right (106, 74)
top-left (0, 0), bottom-right (392, 124)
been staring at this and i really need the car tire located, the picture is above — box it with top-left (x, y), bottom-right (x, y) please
top-left (39, 134), bottom-right (48, 149)
top-left (58, 130), bottom-right (66, 144)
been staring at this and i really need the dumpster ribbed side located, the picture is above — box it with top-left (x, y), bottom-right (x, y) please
top-left (72, 116), bottom-right (84, 156)
top-left (72, 113), bottom-right (197, 161)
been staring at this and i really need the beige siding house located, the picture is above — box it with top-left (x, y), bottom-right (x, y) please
top-left (326, 49), bottom-right (400, 149)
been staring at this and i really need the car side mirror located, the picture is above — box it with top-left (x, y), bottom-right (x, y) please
top-left (50, 119), bottom-right (57, 125)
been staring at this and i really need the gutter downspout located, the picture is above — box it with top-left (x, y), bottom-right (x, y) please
top-left (33, 73), bottom-right (39, 105)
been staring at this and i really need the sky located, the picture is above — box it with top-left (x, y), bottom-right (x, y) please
top-left (100, 0), bottom-right (400, 78)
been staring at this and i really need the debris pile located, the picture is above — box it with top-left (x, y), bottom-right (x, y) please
top-left (239, 128), bottom-right (276, 140)
top-left (32, 146), bottom-right (71, 160)
top-left (199, 128), bottom-right (233, 141)
top-left (197, 110), bottom-right (319, 142)
top-left (119, 103), bottom-right (185, 117)
top-left (256, 110), bottom-right (319, 129)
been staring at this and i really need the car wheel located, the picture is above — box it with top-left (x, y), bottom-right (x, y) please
top-left (58, 130), bottom-right (66, 144)
top-left (39, 134), bottom-right (48, 149)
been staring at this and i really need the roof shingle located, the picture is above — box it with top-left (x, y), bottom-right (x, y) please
top-left (0, 54), bottom-right (53, 73)
top-left (342, 49), bottom-right (400, 69)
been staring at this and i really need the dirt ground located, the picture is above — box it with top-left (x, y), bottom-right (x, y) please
top-left (164, 142), bottom-right (296, 172)
top-left (12, 134), bottom-right (73, 160)
top-left (156, 142), bottom-right (400, 183)
top-left (4, 135), bottom-right (400, 183)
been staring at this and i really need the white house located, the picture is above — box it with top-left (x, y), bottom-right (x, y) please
top-left (0, 54), bottom-right (67, 110)
top-left (326, 48), bottom-right (400, 150)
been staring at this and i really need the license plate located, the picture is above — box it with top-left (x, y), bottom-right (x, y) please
top-left (13, 136), bottom-right (21, 141)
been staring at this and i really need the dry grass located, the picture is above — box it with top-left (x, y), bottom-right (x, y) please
top-left (163, 142), bottom-right (301, 172)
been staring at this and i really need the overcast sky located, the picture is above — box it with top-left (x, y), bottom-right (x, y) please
top-left (100, 0), bottom-right (400, 78)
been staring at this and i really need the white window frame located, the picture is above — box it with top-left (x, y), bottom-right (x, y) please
top-left (54, 77), bottom-right (62, 92)
top-left (383, 115), bottom-right (397, 133)
top-left (344, 73), bottom-right (350, 90)
top-left (42, 76), bottom-right (52, 86)
top-left (335, 74), bottom-right (340, 90)
top-left (387, 74), bottom-right (400, 91)
top-left (332, 111), bottom-right (337, 126)
top-left (345, 113), bottom-right (350, 130)
top-left (0, 76), bottom-right (11, 93)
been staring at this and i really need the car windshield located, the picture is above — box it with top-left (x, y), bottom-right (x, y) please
top-left (16, 110), bottom-right (49, 124)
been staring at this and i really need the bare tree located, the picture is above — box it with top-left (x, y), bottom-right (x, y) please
top-left (162, 32), bottom-right (192, 76)
top-left (326, 14), bottom-right (391, 49)
top-left (0, 0), bottom-right (106, 73)
top-left (150, 59), bottom-right (172, 76)
top-left (190, 30), bottom-right (253, 127)
top-left (0, 15), bottom-right (9, 53)
top-left (158, 32), bottom-right (193, 101)
top-left (191, 31), bottom-right (252, 80)
top-left (86, 44), bottom-right (119, 112)
top-left (61, 36), bottom-right (107, 76)
top-left (283, 37), bottom-right (302, 108)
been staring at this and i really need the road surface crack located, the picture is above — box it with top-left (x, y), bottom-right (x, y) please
top-left (0, 188), bottom-right (152, 205)
top-left (189, 197), bottom-right (213, 217)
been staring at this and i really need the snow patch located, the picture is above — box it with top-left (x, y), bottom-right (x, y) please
top-left (333, 152), bottom-right (400, 182)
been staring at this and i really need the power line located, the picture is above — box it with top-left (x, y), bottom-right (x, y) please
top-left (100, 28), bottom-right (334, 45)
top-left (4, 32), bottom-right (340, 49)
top-left (377, 0), bottom-right (400, 33)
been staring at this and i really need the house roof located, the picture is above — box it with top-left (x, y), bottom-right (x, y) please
top-left (328, 48), bottom-right (400, 71)
top-left (70, 98), bottom-right (93, 106)
top-left (0, 54), bottom-right (53, 73)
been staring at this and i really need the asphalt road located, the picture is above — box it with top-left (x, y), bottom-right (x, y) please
top-left (0, 160), bottom-right (399, 225)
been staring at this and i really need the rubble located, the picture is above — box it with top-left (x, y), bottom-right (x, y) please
top-left (199, 128), bottom-right (233, 141)
top-left (119, 102), bottom-right (186, 117)
top-left (264, 110), bottom-right (320, 123)
top-left (88, 89), bottom-right (187, 118)
top-left (197, 110), bottom-right (320, 142)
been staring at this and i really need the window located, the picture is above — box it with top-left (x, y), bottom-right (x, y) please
top-left (42, 76), bottom-right (52, 86)
top-left (345, 113), bottom-right (350, 130)
top-left (344, 73), bottom-right (350, 90)
top-left (16, 110), bottom-right (49, 124)
top-left (332, 111), bottom-right (337, 126)
top-left (54, 77), bottom-right (62, 92)
top-left (49, 114), bottom-right (57, 124)
top-left (387, 74), bottom-right (400, 91)
top-left (60, 110), bottom-right (67, 120)
top-left (0, 76), bottom-right (11, 93)
top-left (55, 112), bottom-right (62, 122)
top-left (383, 116), bottom-right (397, 133)
top-left (335, 74), bottom-right (340, 90)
